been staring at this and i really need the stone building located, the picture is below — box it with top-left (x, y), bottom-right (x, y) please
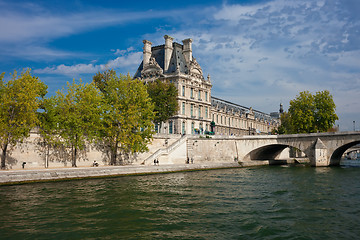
top-left (134, 35), bottom-right (279, 135)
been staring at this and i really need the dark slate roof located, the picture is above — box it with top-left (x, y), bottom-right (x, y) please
top-left (134, 42), bottom-right (189, 78)
top-left (134, 62), bottom-right (143, 78)
top-left (151, 45), bottom-right (165, 70)
top-left (167, 43), bottom-right (189, 74)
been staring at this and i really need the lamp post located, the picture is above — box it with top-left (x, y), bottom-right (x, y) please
top-left (354, 121), bottom-right (356, 131)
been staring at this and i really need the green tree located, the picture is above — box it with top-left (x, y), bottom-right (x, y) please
top-left (288, 91), bottom-right (315, 133)
top-left (96, 72), bottom-right (155, 165)
top-left (53, 80), bottom-right (102, 167)
top-left (37, 97), bottom-right (60, 168)
top-left (276, 112), bottom-right (293, 134)
top-left (146, 79), bottom-right (179, 124)
top-left (93, 69), bottom-right (116, 93)
top-left (0, 70), bottom-right (47, 169)
top-left (283, 90), bottom-right (338, 134)
top-left (313, 90), bottom-right (338, 132)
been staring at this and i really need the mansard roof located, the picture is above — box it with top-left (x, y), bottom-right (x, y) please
top-left (211, 96), bottom-right (277, 122)
top-left (168, 43), bottom-right (188, 74)
top-left (134, 42), bottom-right (189, 78)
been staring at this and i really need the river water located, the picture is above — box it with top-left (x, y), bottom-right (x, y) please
top-left (1, 165), bottom-right (360, 239)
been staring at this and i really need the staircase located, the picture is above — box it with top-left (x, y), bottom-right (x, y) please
top-left (144, 135), bottom-right (188, 164)
top-left (186, 140), bottom-right (193, 153)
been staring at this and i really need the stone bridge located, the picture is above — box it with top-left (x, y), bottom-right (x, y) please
top-left (187, 132), bottom-right (360, 167)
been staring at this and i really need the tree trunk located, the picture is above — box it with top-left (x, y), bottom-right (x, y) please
top-left (72, 146), bottom-right (77, 167)
top-left (110, 140), bottom-right (118, 165)
top-left (110, 146), bottom-right (117, 165)
top-left (1, 143), bottom-right (7, 170)
top-left (45, 144), bottom-right (49, 168)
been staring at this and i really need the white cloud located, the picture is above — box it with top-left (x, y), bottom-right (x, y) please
top-left (0, 3), bottom-right (193, 45)
top-left (106, 52), bottom-right (142, 68)
top-left (3, 0), bottom-right (360, 130)
top-left (34, 51), bottom-right (142, 75)
top-left (0, 1), bottom-right (196, 61)
top-left (35, 63), bottom-right (100, 75)
top-left (150, 0), bottom-right (360, 130)
top-left (112, 47), bottom-right (135, 55)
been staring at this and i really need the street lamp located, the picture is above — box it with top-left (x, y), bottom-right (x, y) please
top-left (354, 121), bottom-right (356, 131)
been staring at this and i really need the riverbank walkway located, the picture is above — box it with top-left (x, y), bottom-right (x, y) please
top-left (0, 162), bottom-right (242, 185)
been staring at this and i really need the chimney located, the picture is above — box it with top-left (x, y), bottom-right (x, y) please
top-left (164, 35), bottom-right (174, 72)
top-left (143, 40), bottom-right (152, 66)
top-left (182, 38), bottom-right (193, 63)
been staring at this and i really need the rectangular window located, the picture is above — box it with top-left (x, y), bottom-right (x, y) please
top-left (205, 92), bottom-right (208, 101)
top-left (169, 121), bottom-right (173, 134)
top-left (182, 102), bottom-right (185, 114)
top-left (191, 122), bottom-right (195, 134)
top-left (182, 86), bottom-right (185, 97)
top-left (182, 122), bottom-right (186, 134)
top-left (191, 88), bottom-right (194, 99)
top-left (198, 90), bottom-right (201, 100)
top-left (198, 106), bottom-right (201, 118)
top-left (191, 104), bottom-right (193, 117)
top-left (205, 107), bottom-right (208, 118)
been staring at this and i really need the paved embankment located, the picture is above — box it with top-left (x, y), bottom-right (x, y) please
top-left (0, 163), bottom-right (244, 185)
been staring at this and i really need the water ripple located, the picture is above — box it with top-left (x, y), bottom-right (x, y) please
top-left (1, 166), bottom-right (360, 239)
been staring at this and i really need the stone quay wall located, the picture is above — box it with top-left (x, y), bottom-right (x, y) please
top-left (1, 133), bottom-right (291, 171)
top-left (0, 163), bottom-right (242, 185)
top-left (0, 133), bottom-right (295, 184)
top-left (186, 135), bottom-right (290, 166)
top-left (4, 133), bottom-right (186, 170)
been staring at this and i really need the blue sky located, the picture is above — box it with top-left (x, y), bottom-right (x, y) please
top-left (1, 0), bottom-right (359, 131)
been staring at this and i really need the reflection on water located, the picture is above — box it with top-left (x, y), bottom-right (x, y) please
top-left (1, 165), bottom-right (360, 239)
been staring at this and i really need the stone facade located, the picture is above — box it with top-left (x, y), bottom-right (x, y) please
top-left (134, 35), bottom-right (280, 135)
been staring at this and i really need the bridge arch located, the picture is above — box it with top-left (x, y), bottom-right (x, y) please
top-left (243, 143), bottom-right (307, 163)
top-left (329, 140), bottom-right (360, 166)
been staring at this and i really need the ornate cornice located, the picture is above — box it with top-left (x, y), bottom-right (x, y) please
top-left (141, 57), bottom-right (164, 79)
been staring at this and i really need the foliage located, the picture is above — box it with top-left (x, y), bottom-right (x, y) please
top-left (93, 69), bottom-right (116, 93)
top-left (37, 97), bottom-right (62, 168)
top-left (279, 90), bottom-right (338, 134)
top-left (146, 79), bottom-right (179, 124)
top-left (276, 112), bottom-right (293, 134)
top-left (95, 72), bottom-right (155, 165)
top-left (0, 69), bottom-right (47, 169)
top-left (288, 91), bottom-right (315, 133)
top-left (52, 80), bottom-right (102, 167)
top-left (313, 90), bottom-right (338, 132)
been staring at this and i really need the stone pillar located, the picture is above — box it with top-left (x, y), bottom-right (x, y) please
top-left (182, 38), bottom-right (193, 64)
top-left (311, 138), bottom-right (330, 167)
top-left (143, 40), bottom-right (152, 66)
top-left (164, 35), bottom-right (174, 72)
